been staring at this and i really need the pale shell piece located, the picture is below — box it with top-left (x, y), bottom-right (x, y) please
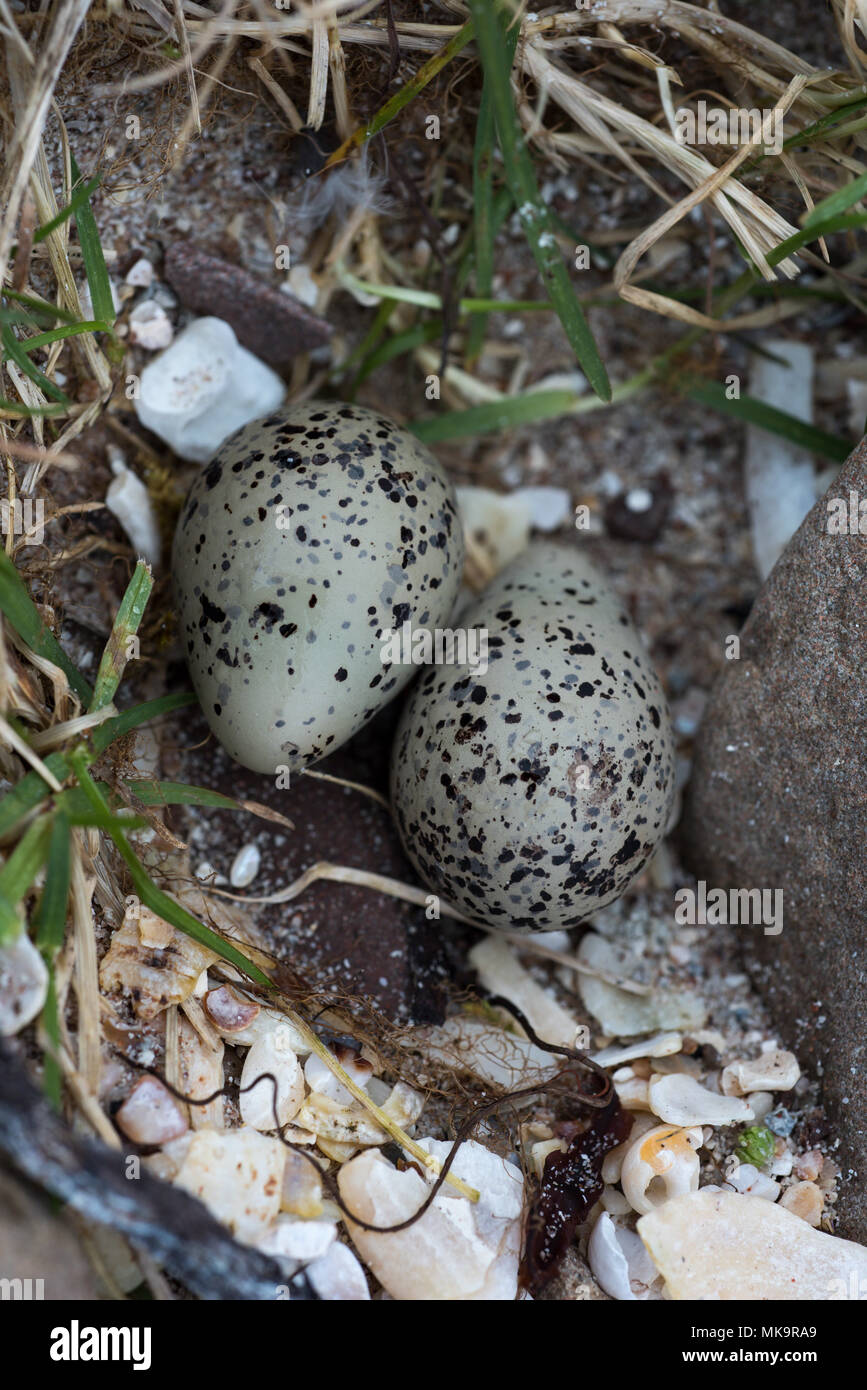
top-left (0, 932), bottom-right (48, 1035)
top-left (258, 1214), bottom-right (337, 1263)
top-left (99, 908), bottom-right (218, 1021)
top-left (203, 984), bottom-right (260, 1033)
top-left (306, 1241), bottom-right (371, 1301)
top-left (115, 1076), bottom-right (189, 1146)
top-left (106, 458), bottom-right (162, 567)
top-left (638, 1190), bottom-right (867, 1299)
top-left (469, 936), bottom-right (581, 1048)
top-left (780, 1181), bottom-right (824, 1227)
top-left (726, 1161), bottom-right (781, 1201)
top-left (240, 1026), bottom-right (306, 1130)
top-left (648, 1073), bottom-right (754, 1128)
top-left (295, 1092), bottom-right (386, 1148)
top-left (170, 1126), bottom-right (285, 1245)
top-left (588, 1212), bottom-right (664, 1301)
top-left (137, 906), bottom-right (173, 949)
top-left (591, 1032), bottom-right (683, 1069)
top-left (281, 1151), bottom-right (324, 1218)
top-left (304, 1049), bottom-right (373, 1106)
top-left (578, 932), bottom-right (707, 1036)
top-left (218, 1005), bottom-right (309, 1052)
top-left (721, 1049), bottom-right (800, 1095)
top-left (410, 1016), bottom-right (558, 1091)
top-left (601, 1186), bottom-right (632, 1217)
top-left (229, 842), bottom-right (260, 889)
top-left (621, 1124), bottom-right (702, 1215)
top-left (380, 1080), bottom-right (425, 1130)
top-left (615, 1073), bottom-right (652, 1110)
top-left (179, 1014), bottom-right (225, 1130)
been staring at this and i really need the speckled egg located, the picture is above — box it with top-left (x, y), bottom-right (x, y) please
top-left (173, 401), bottom-right (463, 773)
top-left (389, 541), bottom-right (675, 932)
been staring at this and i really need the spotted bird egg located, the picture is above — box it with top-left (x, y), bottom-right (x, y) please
top-left (173, 401), bottom-right (463, 773)
top-left (390, 541), bottom-right (675, 932)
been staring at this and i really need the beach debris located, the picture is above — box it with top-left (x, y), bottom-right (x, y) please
top-left (203, 985), bottom-right (259, 1035)
top-left (281, 1151), bottom-right (323, 1219)
top-left (166, 1126), bottom-right (285, 1246)
top-left (125, 257), bottom-right (154, 289)
top-left (257, 1213), bottom-right (337, 1265)
top-left (725, 1160), bottom-right (781, 1201)
top-left (306, 1241), bottom-right (370, 1301)
top-left (638, 1190), bottom-right (867, 1299)
top-left (620, 1123), bottom-right (702, 1214)
top-left (734, 1124), bottom-right (776, 1168)
top-left (780, 1180), bottom-right (825, 1227)
top-left (99, 902), bottom-right (218, 1020)
top-left (410, 1015), bottom-right (560, 1090)
top-left (239, 1026), bottom-right (306, 1131)
top-left (578, 933), bottom-right (706, 1036)
top-left (179, 1015), bottom-right (224, 1130)
top-left (523, 1094), bottom-right (631, 1292)
top-left (338, 1139), bottom-right (524, 1301)
top-left (648, 1073), bottom-right (754, 1127)
top-left (588, 1211), bottom-right (664, 1300)
top-left (0, 932), bottom-right (48, 1036)
top-left (591, 1032), bottom-right (683, 1068)
top-left (456, 484), bottom-right (573, 585)
top-left (128, 298), bottom-right (173, 350)
top-left (304, 1046), bottom-right (374, 1106)
top-left (229, 842), bottom-right (261, 889)
top-left (469, 937), bottom-right (582, 1048)
top-left (135, 316), bottom-right (285, 463)
top-left (114, 1076), bottom-right (189, 1147)
top-left (721, 1050), bottom-right (800, 1095)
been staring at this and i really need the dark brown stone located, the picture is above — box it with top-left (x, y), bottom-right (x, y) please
top-left (681, 437), bottom-right (867, 1240)
top-left (163, 241), bottom-right (331, 367)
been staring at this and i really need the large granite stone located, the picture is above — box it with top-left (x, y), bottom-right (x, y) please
top-left (682, 438), bottom-right (867, 1241)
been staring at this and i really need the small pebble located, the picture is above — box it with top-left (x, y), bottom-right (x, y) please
top-left (230, 842), bottom-right (260, 888)
top-left (780, 1180), bottom-right (824, 1227)
top-left (125, 257), bottom-right (154, 288)
top-left (129, 298), bottom-right (173, 350)
top-left (115, 1075), bottom-right (189, 1145)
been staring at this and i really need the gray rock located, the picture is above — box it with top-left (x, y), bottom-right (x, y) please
top-left (682, 437), bottom-right (867, 1242)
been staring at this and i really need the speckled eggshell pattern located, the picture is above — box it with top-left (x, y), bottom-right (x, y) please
top-left (389, 541), bottom-right (676, 932)
top-left (172, 401), bottom-right (464, 773)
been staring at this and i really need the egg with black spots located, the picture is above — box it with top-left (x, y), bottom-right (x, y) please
top-left (173, 401), bottom-right (464, 773)
top-left (389, 542), bottom-right (676, 932)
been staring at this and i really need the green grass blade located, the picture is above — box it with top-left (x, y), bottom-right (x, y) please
top-left (411, 388), bottom-right (580, 443)
top-left (465, 16), bottom-right (519, 366)
top-left (91, 692), bottom-right (198, 755)
top-left (70, 155), bottom-right (116, 327)
top-left (69, 752), bottom-right (273, 989)
top-left (90, 561), bottom-right (153, 713)
top-left (466, 0), bottom-right (611, 401)
top-left (1, 319), bottom-right (69, 404)
top-left (16, 320), bottom-right (113, 353)
top-left (802, 170), bottom-right (867, 229)
top-left (0, 813), bottom-right (52, 944)
top-left (33, 174), bottom-right (101, 245)
top-left (686, 379), bottom-right (853, 463)
top-left (0, 547), bottom-right (92, 704)
top-left (33, 812), bottom-right (71, 1108)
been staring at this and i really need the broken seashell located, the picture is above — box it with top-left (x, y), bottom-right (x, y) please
top-left (780, 1180), bottom-right (824, 1227)
top-left (380, 1080), bottom-right (425, 1130)
top-left (304, 1048), bottom-right (373, 1106)
top-left (591, 1032), bottom-right (683, 1069)
top-left (179, 1014), bottom-right (224, 1130)
top-left (115, 1075), bottom-right (189, 1146)
top-left (614, 1069), bottom-right (652, 1111)
top-left (621, 1124), bottom-right (702, 1215)
top-left (410, 1016), bottom-right (558, 1091)
top-left (281, 1151), bottom-right (324, 1219)
top-left (530, 1137), bottom-right (567, 1180)
top-left (99, 908), bottom-right (218, 1020)
top-left (469, 936), bottom-right (581, 1048)
top-left (215, 1002), bottom-right (308, 1052)
top-left (648, 1073), bottom-right (754, 1128)
top-left (578, 933), bottom-right (707, 1036)
top-left (240, 1025), bottom-right (306, 1131)
top-left (602, 1112), bottom-right (659, 1185)
top-left (588, 1211), bottom-right (664, 1301)
top-left (257, 1214), bottom-right (337, 1264)
top-left (306, 1241), bottom-right (370, 1301)
top-left (638, 1189), bottom-right (867, 1299)
top-left (721, 1050), bottom-right (800, 1096)
top-left (338, 1140), bottom-right (524, 1301)
top-left (296, 1091), bottom-right (386, 1149)
top-left (203, 985), bottom-right (261, 1035)
top-left (136, 906), bottom-right (174, 949)
top-left (0, 932), bottom-right (48, 1035)
top-left (725, 1160), bottom-right (781, 1202)
top-left (169, 1126), bottom-right (285, 1245)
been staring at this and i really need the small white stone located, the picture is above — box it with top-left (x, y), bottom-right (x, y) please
top-left (625, 487), bottom-right (653, 512)
top-left (240, 1026), bottom-right (306, 1130)
top-left (125, 257), bottom-right (154, 288)
top-left (135, 316), bottom-right (285, 463)
top-left (284, 265), bottom-right (319, 308)
top-left (258, 1214), bottom-right (337, 1263)
top-left (115, 1076), bottom-right (188, 1146)
top-left (169, 1126), bottom-right (285, 1245)
top-left (106, 456), bottom-right (161, 568)
top-left (230, 842), bottom-right (260, 888)
top-left (304, 1049), bottom-right (372, 1106)
top-left (780, 1180), bottom-right (824, 1226)
top-left (0, 932), bottom-right (48, 1035)
top-left (726, 1161), bottom-right (780, 1201)
top-left (306, 1241), bottom-right (370, 1300)
top-left (129, 298), bottom-right (173, 350)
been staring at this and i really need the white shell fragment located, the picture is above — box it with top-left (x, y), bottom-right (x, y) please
top-left (648, 1073), bottom-right (754, 1128)
top-left (306, 1241), bottom-right (370, 1301)
top-left (304, 1048), bottom-right (373, 1106)
top-left (456, 484), bottom-right (573, 580)
top-left (620, 1123), bottom-right (703, 1215)
top-left (588, 1212), bottom-right (663, 1301)
top-left (0, 932), bottom-right (48, 1035)
top-left (258, 1214), bottom-right (337, 1264)
top-left (168, 1126), bottom-right (285, 1245)
top-left (726, 1161), bottom-right (780, 1202)
top-left (721, 1049), bottom-right (800, 1095)
top-left (229, 842), bottom-right (261, 889)
top-left (128, 298), bottom-right (173, 350)
top-left (411, 1016), bottom-right (559, 1091)
top-left (592, 1032), bottom-right (683, 1068)
top-left (106, 455), bottom-right (162, 568)
top-left (135, 316), bottom-right (285, 463)
top-left (125, 257), bottom-right (154, 288)
top-left (578, 932), bottom-right (707, 1035)
top-left (338, 1139), bottom-right (524, 1301)
top-left (99, 901), bottom-right (218, 1020)
top-left (469, 936), bottom-right (581, 1048)
top-left (115, 1075), bottom-right (189, 1146)
top-left (638, 1190), bottom-right (867, 1300)
top-left (240, 1025), bottom-right (306, 1130)
top-left (780, 1181), bottom-right (824, 1227)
